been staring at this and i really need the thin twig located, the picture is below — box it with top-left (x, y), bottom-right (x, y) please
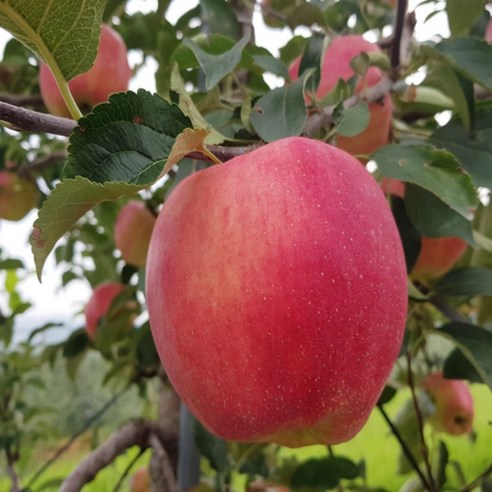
top-left (150, 433), bottom-right (179, 492)
top-left (461, 463), bottom-right (492, 492)
top-left (406, 352), bottom-right (437, 492)
top-left (377, 404), bottom-right (431, 490)
top-left (0, 93), bottom-right (45, 107)
top-left (429, 297), bottom-right (468, 323)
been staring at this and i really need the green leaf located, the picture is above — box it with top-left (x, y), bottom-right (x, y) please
top-left (436, 441), bottom-right (448, 489)
top-left (426, 62), bottom-right (475, 132)
top-left (435, 267), bottom-right (492, 297)
top-left (183, 31), bottom-right (250, 90)
top-left (252, 53), bottom-right (290, 80)
top-left (0, 258), bottom-right (24, 270)
top-left (62, 329), bottom-right (90, 358)
top-left (194, 420), bottom-right (229, 473)
top-left (436, 322), bottom-right (492, 388)
top-left (334, 101), bottom-right (370, 137)
top-left (64, 90), bottom-right (191, 184)
top-left (426, 37), bottom-right (492, 91)
top-left (0, 0), bottom-right (106, 80)
top-left (378, 386), bottom-right (397, 405)
top-left (290, 457), bottom-right (360, 489)
top-left (298, 32), bottom-right (325, 93)
top-left (404, 185), bottom-right (475, 245)
top-left (250, 72), bottom-right (310, 142)
top-left (431, 104), bottom-right (492, 188)
top-left (199, 0), bottom-right (240, 40)
top-left (446, 0), bottom-right (487, 36)
top-left (373, 144), bottom-right (477, 219)
top-left (30, 178), bottom-right (144, 281)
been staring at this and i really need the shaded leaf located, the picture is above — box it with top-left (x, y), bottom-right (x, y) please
top-left (404, 185), bottom-right (475, 245)
top-left (430, 104), bottom-right (492, 188)
top-left (372, 144), bottom-right (477, 219)
top-left (446, 0), bottom-right (487, 36)
top-left (194, 420), bottom-right (229, 473)
top-left (334, 101), bottom-right (370, 137)
top-left (199, 0), bottom-right (240, 40)
top-left (435, 267), bottom-right (492, 297)
top-left (436, 323), bottom-right (492, 388)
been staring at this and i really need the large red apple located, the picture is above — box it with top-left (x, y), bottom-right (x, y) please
top-left (422, 372), bottom-right (474, 436)
top-left (0, 170), bottom-right (38, 221)
top-left (381, 178), bottom-right (467, 279)
top-left (84, 282), bottom-right (125, 339)
top-left (146, 137), bottom-right (408, 447)
top-left (39, 24), bottom-right (132, 118)
top-left (289, 35), bottom-right (392, 158)
top-left (114, 201), bottom-right (157, 268)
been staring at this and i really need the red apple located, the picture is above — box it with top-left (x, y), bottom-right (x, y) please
top-left (289, 35), bottom-right (392, 158)
top-left (130, 466), bottom-right (150, 492)
top-left (380, 178), bottom-right (467, 279)
top-left (486, 18), bottom-right (492, 43)
top-left (146, 137), bottom-right (408, 447)
top-left (39, 24), bottom-right (132, 118)
top-left (84, 281), bottom-right (125, 339)
top-left (0, 170), bottom-right (38, 221)
top-left (114, 201), bottom-right (157, 268)
top-left (422, 372), bottom-right (474, 436)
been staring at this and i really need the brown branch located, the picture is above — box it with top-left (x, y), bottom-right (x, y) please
top-left (390, 0), bottom-right (408, 71)
top-left (150, 433), bottom-right (178, 492)
top-left (59, 420), bottom-right (178, 492)
top-left (0, 101), bottom-right (75, 136)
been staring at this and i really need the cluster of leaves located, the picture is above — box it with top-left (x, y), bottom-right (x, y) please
top-left (0, 0), bottom-right (492, 491)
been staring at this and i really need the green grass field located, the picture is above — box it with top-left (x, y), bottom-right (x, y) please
top-left (1, 386), bottom-right (490, 491)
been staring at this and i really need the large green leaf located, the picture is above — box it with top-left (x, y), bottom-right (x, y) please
top-left (32, 90), bottom-right (194, 279)
top-left (425, 37), bottom-right (492, 91)
top-left (333, 101), bottom-right (370, 137)
top-left (372, 144), bottom-right (477, 219)
top-left (0, 0), bottom-right (105, 80)
top-left (404, 185), bottom-right (475, 245)
top-left (435, 267), bottom-right (492, 297)
top-left (199, 0), bottom-right (240, 40)
top-left (31, 178), bottom-right (144, 280)
top-left (431, 104), bottom-right (492, 188)
top-left (250, 72), bottom-right (310, 142)
top-left (64, 90), bottom-right (191, 184)
top-left (436, 323), bottom-right (492, 388)
top-left (446, 0), bottom-right (487, 36)
top-left (183, 31), bottom-right (250, 90)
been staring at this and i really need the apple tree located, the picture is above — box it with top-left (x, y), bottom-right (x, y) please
top-left (0, 0), bottom-right (492, 491)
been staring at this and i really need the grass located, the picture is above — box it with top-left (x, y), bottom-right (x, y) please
top-left (1, 386), bottom-right (490, 491)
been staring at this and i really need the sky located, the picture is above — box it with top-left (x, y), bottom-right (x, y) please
top-left (0, 0), bottom-right (450, 342)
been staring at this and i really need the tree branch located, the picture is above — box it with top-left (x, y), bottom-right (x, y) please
top-left (59, 420), bottom-right (178, 492)
top-left (390, 0), bottom-right (408, 71)
top-left (150, 433), bottom-right (179, 492)
top-left (0, 93), bottom-right (45, 107)
top-left (0, 101), bottom-right (75, 136)
top-left (461, 463), bottom-right (492, 492)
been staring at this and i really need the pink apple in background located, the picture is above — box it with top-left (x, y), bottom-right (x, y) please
top-left (380, 178), bottom-right (467, 280)
top-left (39, 24), bottom-right (132, 118)
top-left (114, 201), bottom-right (157, 268)
top-left (84, 282), bottom-right (125, 339)
top-left (289, 35), bottom-right (393, 158)
top-left (130, 466), bottom-right (151, 492)
top-left (146, 137), bottom-right (407, 447)
top-left (485, 18), bottom-right (492, 43)
top-left (0, 170), bottom-right (38, 221)
top-left (423, 372), bottom-right (474, 436)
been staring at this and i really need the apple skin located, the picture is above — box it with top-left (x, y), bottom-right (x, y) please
top-left (146, 137), bottom-right (408, 447)
top-left (289, 35), bottom-right (392, 158)
top-left (130, 466), bottom-right (150, 492)
top-left (39, 24), bottom-right (132, 118)
top-left (423, 372), bottom-right (474, 436)
top-left (486, 19), bottom-right (492, 43)
top-left (0, 170), bottom-right (38, 221)
top-left (381, 178), bottom-right (467, 279)
top-left (84, 282), bottom-right (125, 339)
top-left (114, 201), bottom-right (156, 268)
